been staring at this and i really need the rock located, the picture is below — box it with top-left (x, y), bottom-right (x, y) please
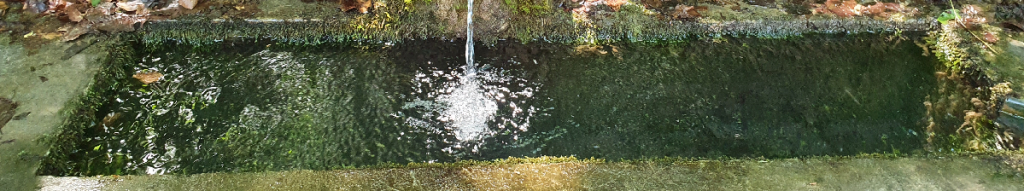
top-left (117, 0), bottom-right (146, 12)
top-left (179, 0), bottom-right (198, 10)
top-left (23, 0), bottom-right (48, 14)
top-left (1010, 40), bottom-right (1024, 48)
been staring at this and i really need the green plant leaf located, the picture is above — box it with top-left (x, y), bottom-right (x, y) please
top-left (937, 9), bottom-right (959, 25)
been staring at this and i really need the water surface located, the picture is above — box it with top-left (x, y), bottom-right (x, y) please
top-left (46, 35), bottom-right (938, 175)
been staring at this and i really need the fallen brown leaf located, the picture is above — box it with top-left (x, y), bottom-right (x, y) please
top-left (117, 0), bottom-right (146, 12)
top-left (133, 71), bottom-right (163, 85)
top-left (341, 0), bottom-right (372, 13)
top-left (606, 0), bottom-right (627, 11)
top-left (103, 112), bottom-right (122, 127)
top-left (65, 4), bottom-right (86, 22)
top-left (670, 5), bottom-right (704, 20)
top-left (0, 2), bottom-right (8, 16)
top-left (814, 0), bottom-right (916, 19)
top-left (826, 0), bottom-right (858, 18)
top-left (39, 32), bottom-right (62, 40)
top-left (984, 32), bottom-right (998, 43)
top-left (574, 44), bottom-right (607, 55)
top-left (813, 0), bottom-right (854, 18)
top-left (94, 16), bottom-right (145, 33)
top-left (61, 22), bottom-right (90, 42)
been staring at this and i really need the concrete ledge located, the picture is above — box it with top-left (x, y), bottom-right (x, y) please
top-left (140, 17), bottom-right (937, 45)
top-left (38, 154), bottom-right (1024, 190)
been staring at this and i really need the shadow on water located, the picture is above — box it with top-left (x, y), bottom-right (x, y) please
top-left (43, 34), bottom-right (939, 175)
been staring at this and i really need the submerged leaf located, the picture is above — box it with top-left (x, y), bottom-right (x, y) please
top-left (103, 113), bottom-right (122, 127)
top-left (133, 71), bottom-right (164, 85)
top-left (0, 97), bottom-right (17, 135)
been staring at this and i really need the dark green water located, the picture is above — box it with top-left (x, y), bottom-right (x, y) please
top-left (45, 35), bottom-right (938, 175)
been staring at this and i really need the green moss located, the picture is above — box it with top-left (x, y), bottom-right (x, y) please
top-left (370, 156), bottom-right (603, 169)
top-left (37, 36), bottom-right (135, 176)
top-left (502, 0), bottom-right (552, 15)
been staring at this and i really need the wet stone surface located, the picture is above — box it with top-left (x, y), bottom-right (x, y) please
top-left (44, 34), bottom-right (939, 175)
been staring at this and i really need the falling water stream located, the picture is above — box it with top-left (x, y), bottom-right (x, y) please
top-left (465, 0), bottom-right (475, 73)
top-left (444, 0), bottom-right (496, 143)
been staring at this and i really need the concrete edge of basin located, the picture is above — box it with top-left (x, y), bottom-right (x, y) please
top-left (36, 153), bottom-right (1024, 190)
top-left (137, 18), bottom-right (937, 45)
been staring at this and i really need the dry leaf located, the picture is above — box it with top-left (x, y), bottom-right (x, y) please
top-left (574, 44), bottom-right (607, 55)
top-left (814, 0), bottom-right (857, 18)
top-left (133, 71), bottom-right (163, 85)
top-left (605, 0), bottom-right (627, 11)
top-left (66, 4), bottom-right (84, 22)
top-left (0, 2), bottom-right (8, 16)
top-left (341, 0), bottom-right (372, 13)
top-left (61, 22), bottom-right (90, 42)
top-left (827, 0), bottom-right (858, 18)
top-left (39, 32), bottom-right (62, 40)
top-left (102, 112), bottom-right (122, 127)
top-left (670, 5), bottom-right (704, 19)
top-left (813, 0), bottom-right (915, 19)
top-left (46, 0), bottom-right (69, 13)
top-left (984, 32), bottom-right (998, 43)
top-left (116, 0), bottom-right (146, 12)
